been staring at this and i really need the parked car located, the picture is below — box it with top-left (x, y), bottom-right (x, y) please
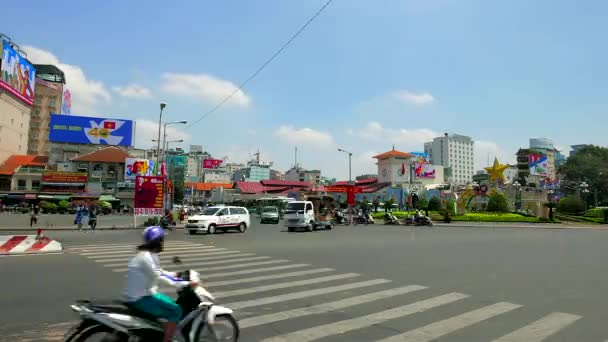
top-left (186, 206), bottom-right (250, 235)
top-left (260, 206), bottom-right (280, 224)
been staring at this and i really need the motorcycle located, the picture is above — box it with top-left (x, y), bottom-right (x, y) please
top-left (334, 210), bottom-right (347, 225)
top-left (383, 213), bottom-right (399, 225)
top-left (405, 214), bottom-right (434, 226)
top-left (160, 216), bottom-right (175, 231)
top-left (64, 257), bottom-right (239, 342)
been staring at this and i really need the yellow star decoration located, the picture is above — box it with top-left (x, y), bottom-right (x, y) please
top-left (485, 158), bottom-right (509, 183)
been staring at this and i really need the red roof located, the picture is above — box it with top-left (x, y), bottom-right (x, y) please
top-left (260, 180), bottom-right (310, 187)
top-left (185, 182), bottom-right (234, 191)
top-left (71, 146), bottom-right (132, 163)
top-left (332, 178), bottom-right (379, 187)
top-left (373, 150), bottom-right (413, 159)
top-left (236, 181), bottom-right (267, 194)
top-left (0, 155), bottom-right (48, 175)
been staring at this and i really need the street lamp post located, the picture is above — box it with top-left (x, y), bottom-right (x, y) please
top-left (580, 181), bottom-right (590, 209)
top-left (161, 120), bottom-right (188, 170)
top-left (337, 148), bottom-right (353, 184)
top-left (472, 181), bottom-right (479, 211)
top-left (156, 102), bottom-right (167, 174)
top-left (513, 181), bottom-right (521, 212)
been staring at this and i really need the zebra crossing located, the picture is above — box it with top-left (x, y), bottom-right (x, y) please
top-left (62, 240), bottom-right (585, 341)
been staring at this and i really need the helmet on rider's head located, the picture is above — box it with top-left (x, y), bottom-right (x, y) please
top-left (143, 226), bottom-right (165, 243)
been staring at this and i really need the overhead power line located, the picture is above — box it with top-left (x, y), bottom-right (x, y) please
top-left (186, 0), bottom-right (335, 129)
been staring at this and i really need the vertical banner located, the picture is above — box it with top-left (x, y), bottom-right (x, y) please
top-left (134, 176), bottom-right (165, 216)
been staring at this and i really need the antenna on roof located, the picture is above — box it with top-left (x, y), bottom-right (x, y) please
top-left (392, 145), bottom-right (395, 151)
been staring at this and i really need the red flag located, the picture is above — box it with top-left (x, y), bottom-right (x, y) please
top-left (203, 159), bottom-right (223, 169)
top-left (401, 163), bottom-right (406, 175)
top-left (104, 121), bottom-right (116, 129)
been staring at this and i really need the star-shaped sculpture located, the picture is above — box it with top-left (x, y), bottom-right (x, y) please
top-left (485, 158), bottom-right (509, 183)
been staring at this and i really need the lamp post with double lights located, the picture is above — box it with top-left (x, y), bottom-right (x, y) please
top-left (161, 120), bottom-right (188, 168)
top-left (580, 181), bottom-right (590, 209)
top-left (155, 102), bottom-right (167, 174)
top-left (472, 181), bottom-right (479, 212)
top-left (338, 148), bottom-right (354, 223)
top-left (513, 181), bottom-right (522, 212)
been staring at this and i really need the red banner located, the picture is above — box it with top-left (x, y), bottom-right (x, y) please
top-left (42, 171), bottom-right (88, 183)
top-left (134, 176), bottom-right (165, 216)
top-left (203, 159), bottom-right (223, 169)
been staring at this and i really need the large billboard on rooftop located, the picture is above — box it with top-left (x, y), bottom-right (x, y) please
top-left (49, 114), bottom-right (134, 146)
top-left (0, 41), bottom-right (36, 106)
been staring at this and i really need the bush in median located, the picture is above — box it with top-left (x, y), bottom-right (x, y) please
top-left (557, 196), bottom-right (585, 215)
top-left (452, 212), bottom-right (540, 223)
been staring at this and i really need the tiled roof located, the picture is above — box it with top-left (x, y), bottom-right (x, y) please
top-left (260, 180), bottom-right (310, 187)
top-left (185, 182), bottom-right (234, 191)
top-left (360, 182), bottom-right (391, 193)
top-left (373, 150), bottom-right (413, 159)
top-left (0, 155), bottom-right (48, 175)
top-left (71, 146), bottom-right (132, 163)
top-left (236, 181), bottom-right (267, 194)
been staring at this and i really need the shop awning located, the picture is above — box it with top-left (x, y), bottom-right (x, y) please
top-left (99, 195), bottom-right (119, 201)
top-left (37, 195), bottom-right (54, 199)
top-left (53, 195), bottom-right (71, 201)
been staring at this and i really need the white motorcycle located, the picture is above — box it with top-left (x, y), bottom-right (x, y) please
top-left (64, 257), bottom-right (239, 342)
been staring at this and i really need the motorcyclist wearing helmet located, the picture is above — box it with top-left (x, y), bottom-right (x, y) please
top-left (123, 226), bottom-right (197, 342)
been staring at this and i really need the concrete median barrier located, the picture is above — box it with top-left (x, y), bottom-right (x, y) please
top-left (0, 235), bottom-right (63, 255)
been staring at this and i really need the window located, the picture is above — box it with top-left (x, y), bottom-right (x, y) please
top-left (17, 179), bottom-right (26, 190)
top-left (31, 180), bottom-right (40, 190)
top-left (49, 99), bottom-right (57, 107)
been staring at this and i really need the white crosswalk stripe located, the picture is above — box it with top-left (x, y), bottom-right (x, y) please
top-left (64, 241), bottom-right (588, 341)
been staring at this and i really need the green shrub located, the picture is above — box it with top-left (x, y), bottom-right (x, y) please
top-left (44, 203), bottom-right (58, 214)
top-left (585, 208), bottom-right (604, 218)
top-left (557, 196), bottom-right (585, 214)
top-left (487, 193), bottom-right (510, 212)
top-left (428, 196), bottom-right (442, 211)
top-left (452, 212), bottom-right (540, 223)
top-left (20, 207), bottom-right (30, 214)
top-left (417, 196), bottom-right (428, 210)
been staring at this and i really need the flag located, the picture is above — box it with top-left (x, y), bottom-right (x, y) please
top-left (203, 159), bottom-right (223, 169)
top-left (104, 121), bottom-right (116, 129)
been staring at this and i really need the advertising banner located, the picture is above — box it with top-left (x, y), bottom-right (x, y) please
top-left (49, 114), bottom-right (134, 146)
top-left (203, 159), bottom-right (223, 169)
top-left (134, 176), bottom-right (165, 216)
top-left (415, 163), bottom-right (436, 178)
top-left (125, 158), bottom-right (155, 180)
top-left (529, 153), bottom-right (549, 177)
top-left (35, 78), bottom-right (62, 91)
top-left (1, 41), bottom-right (36, 106)
top-left (41, 171), bottom-right (88, 183)
top-left (410, 152), bottom-right (430, 164)
top-left (61, 88), bottom-right (71, 115)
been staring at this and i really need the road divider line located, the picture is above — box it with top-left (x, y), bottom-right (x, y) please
top-left (92, 250), bottom-right (240, 263)
top-left (490, 312), bottom-right (581, 342)
top-left (202, 264), bottom-right (311, 279)
top-left (239, 284), bottom-right (427, 329)
top-left (84, 248), bottom-right (226, 259)
top-left (68, 242), bottom-right (198, 250)
top-left (99, 251), bottom-right (248, 265)
top-left (79, 246), bottom-right (218, 256)
top-left (227, 279), bottom-right (391, 310)
top-left (216, 273), bottom-right (361, 298)
top-left (174, 256), bottom-right (273, 268)
top-left (206, 268), bottom-right (334, 287)
top-left (113, 259), bottom-right (288, 272)
top-left (377, 302), bottom-right (523, 342)
top-left (262, 292), bottom-right (468, 342)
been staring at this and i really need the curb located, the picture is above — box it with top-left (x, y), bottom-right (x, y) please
top-left (0, 235), bottom-right (63, 255)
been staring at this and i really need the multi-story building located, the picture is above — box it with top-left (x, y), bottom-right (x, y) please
top-left (270, 169), bottom-right (285, 181)
top-left (204, 172), bottom-right (231, 183)
top-left (232, 152), bottom-right (272, 182)
top-left (284, 167), bottom-right (321, 187)
top-left (425, 133), bottom-right (474, 184)
top-left (28, 65), bottom-right (65, 156)
top-left (570, 144), bottom-right (591, 158)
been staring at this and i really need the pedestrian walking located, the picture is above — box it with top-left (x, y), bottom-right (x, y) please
top-left (75, 205), bottom-right (83, 231)
top-left (30, 204), bottom-right (40, 227)
top-left (81, 206), bottom-right (90, 232)
top-left (89, 205), bottom-right (97, 231)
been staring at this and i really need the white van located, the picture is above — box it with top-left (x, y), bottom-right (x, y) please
top-left (284, 200), bottom-right (333, 232)
top-left (186, 206), bottom-right (250, 235)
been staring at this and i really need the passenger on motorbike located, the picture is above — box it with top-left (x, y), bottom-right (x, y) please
top-left (123, 226), bottom-right (198, 342)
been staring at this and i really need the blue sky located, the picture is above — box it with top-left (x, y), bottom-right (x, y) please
top-left (5, 0), bottom-right (607, 178)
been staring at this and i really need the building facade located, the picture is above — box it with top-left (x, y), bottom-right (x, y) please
top-left (425, 133), bottom-right (474, 185)
top-left (28, 65), bottom-right (65, 156)
top-left (0, 88), bottom-right (31, 164)
top-left (284, 167), bottom-right (321, 187)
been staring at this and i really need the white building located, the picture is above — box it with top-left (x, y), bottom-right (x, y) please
top-left (425, 133), bottom-right (475, 185)
top-left (374, 148), bottom-right (444, 186)
top-left (204, 172), bottom-right (231, 183)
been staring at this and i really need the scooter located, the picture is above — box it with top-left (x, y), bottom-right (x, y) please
top-left (405, 214), bottom-right (434, 226)
top-left (160, 216), bottom-right (175, 231)
top-left (64, 257), bottom-right (239, 342)
top-left (383, 212), bottom-right (399, 225)
top-left (334, 210), bottom-right (347, 225)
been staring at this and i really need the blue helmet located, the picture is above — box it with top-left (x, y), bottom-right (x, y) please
top-left (143, 226), bottom-right (165, 243)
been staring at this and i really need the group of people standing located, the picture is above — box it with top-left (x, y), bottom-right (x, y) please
top-left (75, 205), bottom-right (98, 231)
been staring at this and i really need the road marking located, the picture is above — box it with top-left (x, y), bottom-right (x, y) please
top-left (68, 241), bottom-right (198, 250)
top-left (227, 279), bottom-right (391, 310)
top-left (215, 273), bottom-right (360, 298)
top-left (174, 256), bottom-right (274, 268)
top-left (262, 292), bottom-right (468, 342)
top-left (92, 250), bottom-right (240, 263)
top-left (79, 245), bottom-right (218, 256)
top-left (240, 285), bottom-right (427, 329)
top-left (206, 268), bottom-right (334, 287)
top-left (377, 302), bottom-right (523, 342)
top-left (102, 252), bottom-right (256, 267)
top-left (83, 248), bottom-right (226, 259)
top-left (202, 264), bottom-right (310, 278)
top-left (490, 312), bottom-right (581, 342)
top-left (113, 259), bottom-right (288, 272)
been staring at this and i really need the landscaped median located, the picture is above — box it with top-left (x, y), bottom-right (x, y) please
top-left (449, 212), bottom-right (550, 223)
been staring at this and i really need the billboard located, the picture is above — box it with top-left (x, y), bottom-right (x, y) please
top-left (203, 159), bottom-right (223, 169)
top-left (410, 152), bottom-right (430, 164)
top-left (125, 158), bottom-right (155, 180)
top-left (49, 114), bottom-right (134, 146)
top-left (35, 78), bottom-right (62, 91)
top-left (1, 41), bottom-right (36, 106)
top-left (134, 176), bottom-right (165, 216)
top-left (42, 171), bottom-right (88, 183)
top-left (61, 88), bottom-right (71, 115)
top-left (529, 153), bottom-right (549, 177)
top-left (415, 163), bottom-right (436, 178)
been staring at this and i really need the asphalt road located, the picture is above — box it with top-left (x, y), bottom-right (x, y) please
top-left (2, 222), bottom-right (608, 341)
top-left (0, 213), bottom-right (136, 230)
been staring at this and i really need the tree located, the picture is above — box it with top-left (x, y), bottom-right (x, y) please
top-left (557, 196), bottom-right (585, 214)
top-left (487, 193), bottom-right (510, 212)
top-left (428, 196), bottom-right (442, 211)
top-left (559, 145), bottom-right (608, 207)
top-left (417, 196), bottom-right (428, 210)
top-left (58, 200), bottom-right (69, 214)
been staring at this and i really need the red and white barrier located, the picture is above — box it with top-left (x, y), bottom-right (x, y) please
top-left (0, 235), bottom-right (63, 255)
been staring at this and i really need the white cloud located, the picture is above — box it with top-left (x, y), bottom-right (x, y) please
top-left (112, 84), bottom-right (152, 99)
top-left (23, 46), bottom-right (111, 115)
top-left (161, 73), bottom-right (250, 107)
top-left (274, 126), bottom-right (334, 148)
top-left (474, 140), bottom-right (515, 171)
top-left (393, 90), bottom-right (436, 106)
top-left (357, 121), bottom-right (438, 150)
top-left (133, 118), bottom-right (191, 149)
